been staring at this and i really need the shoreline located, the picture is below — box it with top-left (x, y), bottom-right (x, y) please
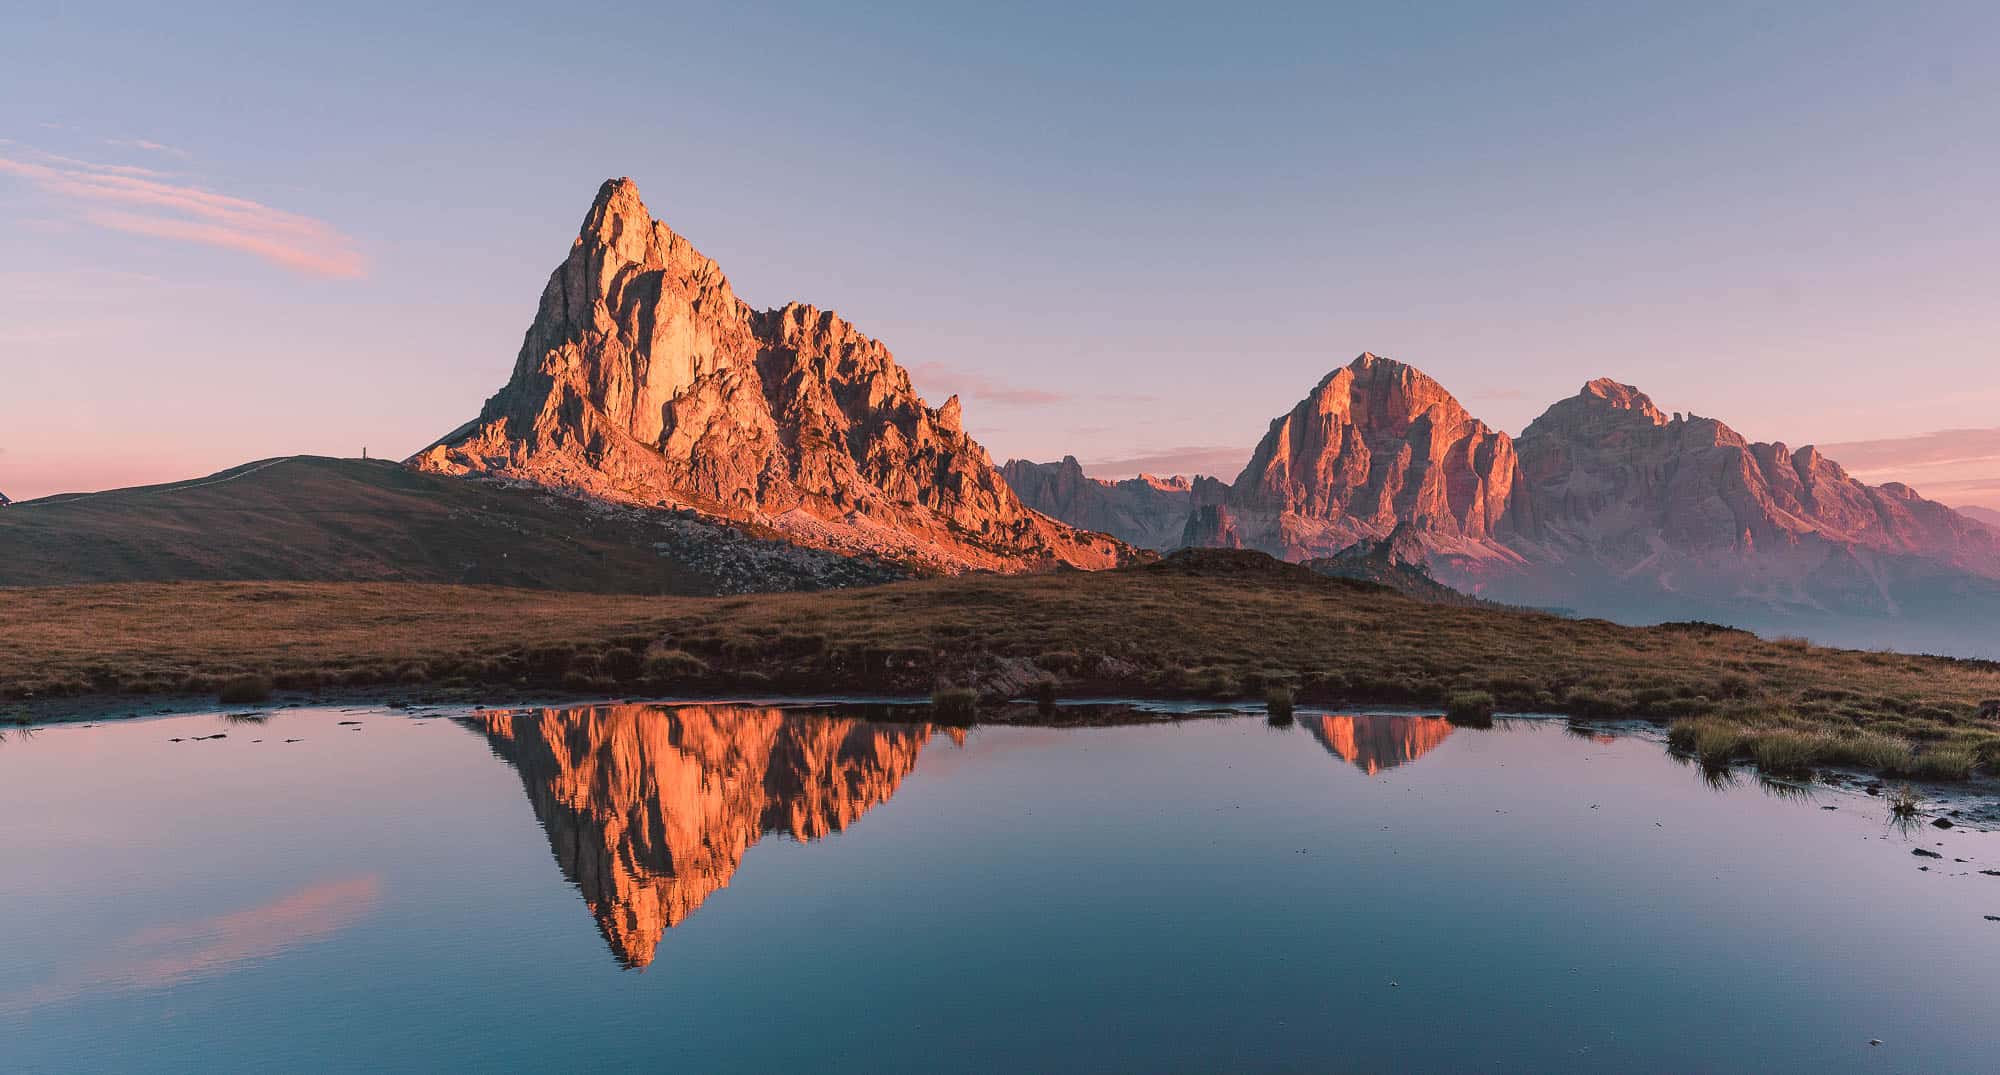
top-left (7, 564), bottom-right (2000, 787)
top-left (17, 694), bottom-right (2000, 832)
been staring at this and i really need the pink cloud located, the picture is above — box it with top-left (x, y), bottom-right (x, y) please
top-left (1082, 445), bottom-right (1251, 481)
top-left (1817, 426), bottom-right (2000, 509)
top-left (85, 209), bottom-right (365, 279)
top-left (909, 362), bottom-right (1069, 406)
top-left (0, 147), bottom-right (364, 279)
top-left (0, 875), bottom-right (383, 1012)
top-left (104, 137), bottom-right (191, 159)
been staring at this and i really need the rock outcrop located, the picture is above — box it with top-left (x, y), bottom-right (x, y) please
top-left (1507, 378), bottom-right (2000, 575)
top-left (1000, 456), bottom-right (1224, 550)
top-left (1473, 379), bottom-right (2000, 627)
top-left (468, 703), bottom-right (943, 969)
top-left (413, 178), bottom-right (1130, 573)
top-left (1018, 354), bottom-right (1999, 641)
top-left (1301, 523), bottom-right (1485, 606)
top-left (1180, 353), bottom-right (1521, 565)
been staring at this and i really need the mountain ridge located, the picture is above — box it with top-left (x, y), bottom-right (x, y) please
top-left (412, 178), bottom-right (1133, 574)
top-left (1006, 353), bottom-right (2000, 648)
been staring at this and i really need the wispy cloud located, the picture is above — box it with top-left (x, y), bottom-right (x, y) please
top-left (909, 362), bottom-right (1070, 406)
top-left (1819, 427), bottom-right (2000, 472)
top-left (104, 137), bottom-right (190, 159)
top-left (0, 144), bottom-right (364, 279)
top-left (1818, 427), bottom-right (2000, 510)
top-left (1082, 445), bottom-right (1251, 481)
top-left (0, 875), bottom-right (382, 1013)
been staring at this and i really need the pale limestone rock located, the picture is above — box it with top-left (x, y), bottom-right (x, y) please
top-left (1179, 352), bottom-right (1521, 564)
top-left (413, 179), bottom-right (1131, 572)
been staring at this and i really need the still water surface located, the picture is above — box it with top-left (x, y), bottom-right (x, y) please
top-left (3, 703), bottom-right (1997, 1072)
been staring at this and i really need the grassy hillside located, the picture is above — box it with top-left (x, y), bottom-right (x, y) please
top-left (5, 549), bottom-right (1998, 779)
top-left (0, 456), bottom-right (902, 594)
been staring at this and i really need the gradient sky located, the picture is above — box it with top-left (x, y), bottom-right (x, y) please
top-left (4, 2), bottom-right (1998, 505)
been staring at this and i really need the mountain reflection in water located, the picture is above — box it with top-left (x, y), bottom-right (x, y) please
top-left (466, 704), bottom-right (954, 968)
top-left (1299, 713), bottom-right (1456, 774)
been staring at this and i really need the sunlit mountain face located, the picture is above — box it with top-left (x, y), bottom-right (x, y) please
top-left (466, 704), bottom-right (949, 968)
top-left (1298, 714), bottom-right (1456, 775)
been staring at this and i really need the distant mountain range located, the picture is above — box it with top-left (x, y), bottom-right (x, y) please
top-left (1958, 504), bottom-right (2000, 530)
top-left (1009, 353), bottom-right (2000, 653)
top-left (9, 178), bottom-right (1996, 655)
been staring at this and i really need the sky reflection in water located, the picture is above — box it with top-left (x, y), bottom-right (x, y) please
top-left (3, 703), bottom-right (1998, 1072)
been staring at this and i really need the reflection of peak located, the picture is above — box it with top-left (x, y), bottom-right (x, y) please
top-left (469, 704), bottom-right (936, 969)
top-left (1300, 714), bottom-right (1455, 775)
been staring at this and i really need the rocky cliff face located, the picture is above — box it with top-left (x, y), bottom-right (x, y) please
top-left (1180, 353), bottom-right (1521, 564)
top-left (1509, 378), bottom-right (2000, 573)
top-left (413, 178), bottom-right (1129, 573)
top-left (1000, 456), bottom-right (1223, 550)
top-left (1481, 379), bottom-right (2000, 623)
top-left (469, 703), bottom-right (941, 969)
top-left (1017, 354), bottom-right (1998, 639)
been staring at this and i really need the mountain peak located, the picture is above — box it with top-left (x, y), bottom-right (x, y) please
top-left (414, 178), bottom-right (1131, 572)
top-left (582, 176), bottom-right (655, 245)
top-left (1522, 378), bottom-right (1668, 440)
top-left (1578, 377), bottom-right (1666, 423)
top-left (592, 175), bottom-right (643, 207)
top-left (1182, 351), bottom-right (1518, 557)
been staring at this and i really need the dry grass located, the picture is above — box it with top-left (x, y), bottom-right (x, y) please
top-left (1445, 690), bottom-right (1497, 727)
top-left (3, 550), bottom-right (1999, 779)
top-left (1668, 709), bottom-right (1991, 782)
top-left (216, 674), bottom-right (273, 704)
top-left (930, 687), bottom-right (979, 721)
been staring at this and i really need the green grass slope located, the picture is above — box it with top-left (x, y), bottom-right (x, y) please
top-left (0, 456), bottom-right (900, 594)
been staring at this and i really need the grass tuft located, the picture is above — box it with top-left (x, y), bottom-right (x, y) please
top-left (931, 687), bottom-right (977, 721)
top-left (1265, 685), bottom-right (1295, 726)
top-left (1445, 690), bottom-right (1495, 727)
top-left (216, 674), bottom-right (273, 705)
top-left (642, 647), bottom-right (707, 683)
top-left (1747, 730), bottom-right (1825, 777)
top-left (1899, 746), bottom-right (1976, 782)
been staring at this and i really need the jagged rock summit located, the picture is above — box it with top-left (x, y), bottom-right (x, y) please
top-left (414, 178), bottom-right (1129, 572)
top-left (1509, 377), bottom-right (2000, 576)
top-left (1005, 353), bottom-right (2000, 644)
top-left (999, 456), bottom-right (1225, 551)
top-left (1179, 352), bottom-right (1521, 564)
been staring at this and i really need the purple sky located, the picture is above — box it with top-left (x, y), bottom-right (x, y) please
top-left (4, 2), bottom-right (1998, 506)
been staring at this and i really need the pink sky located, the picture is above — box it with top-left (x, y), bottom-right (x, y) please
top-left (5, 5), bottom-right (1998, 509)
